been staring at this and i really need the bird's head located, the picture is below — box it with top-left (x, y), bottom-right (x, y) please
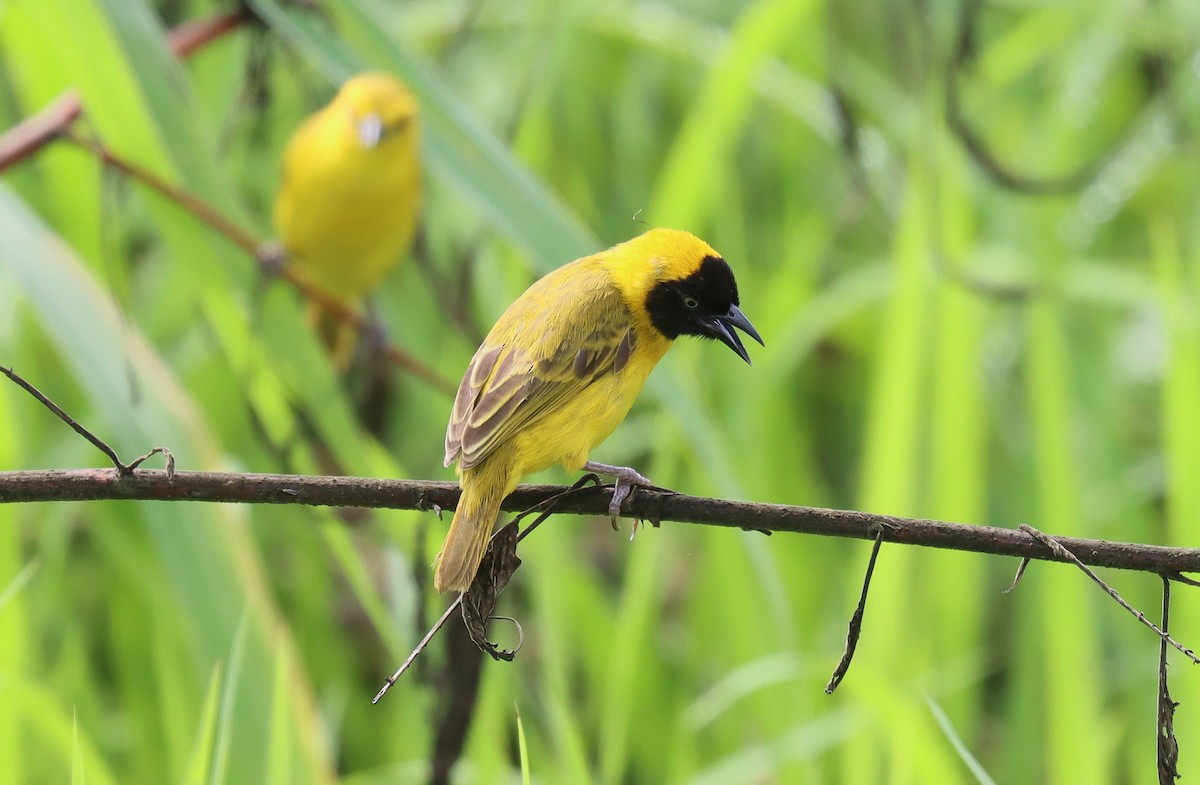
top-left (639, 230), bottom-right (763, 364)
top-left (336, 72), bottom-right (419, 150)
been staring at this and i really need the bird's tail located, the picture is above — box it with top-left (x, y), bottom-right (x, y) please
top-left (435, 463), bottom-right (516, 593)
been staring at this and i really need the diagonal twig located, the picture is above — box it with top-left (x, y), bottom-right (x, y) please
top-left (371, 596), bottom-right (461, 704)
top-left (0, 366), bottom-right (172, 478)
top-left (371, 476), bottom-right (604, 702)
top-left (1, 366), bottom-right (124, 470)
top-left (1017, 524), bottom-right (1199, 664)
top-left (0, 10), bottom-right (251, 172)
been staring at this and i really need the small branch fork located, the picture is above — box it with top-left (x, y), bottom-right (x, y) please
top-left (0, 10), bottom-right (249, 171)
top-left (0, 367), bottom-right (174, 478)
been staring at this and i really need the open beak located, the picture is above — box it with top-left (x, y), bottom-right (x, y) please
top-left (357, 114), bottom-right (384, 148)
top-left (705, 304), bottom-right (764, 365)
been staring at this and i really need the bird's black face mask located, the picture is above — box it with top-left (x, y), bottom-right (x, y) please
top-left (645, 255), bottom-right (763, 363)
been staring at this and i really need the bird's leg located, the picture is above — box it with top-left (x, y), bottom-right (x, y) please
top-left (582, 461), bottom-right (653, 532)
top-left (361, 299), bottom-right (391, 357)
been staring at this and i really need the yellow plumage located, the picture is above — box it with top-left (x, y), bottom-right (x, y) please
top-left (436, 228), bottom-right (762, 593)
top-left (273, 72), bottom-right (420, 357)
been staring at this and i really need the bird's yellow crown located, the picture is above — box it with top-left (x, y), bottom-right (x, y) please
top-left (332, 72), bottom-right (418, 147)
top-left (597, 227), bottom-right (721, 311)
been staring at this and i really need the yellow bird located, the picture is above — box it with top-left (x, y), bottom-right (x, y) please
top-left (436, 228), bottom-right (762, 593)
top-left (273, 72), bottom-right (421, 360)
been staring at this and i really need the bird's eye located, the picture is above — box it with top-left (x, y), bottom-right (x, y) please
top-left (683, 296), bottom-right (699, 309)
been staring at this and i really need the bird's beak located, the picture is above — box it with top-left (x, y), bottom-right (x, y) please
top-left (357, 113), bottom-right (384, 148)
top-left (705, 304), bottom-right (764, 365)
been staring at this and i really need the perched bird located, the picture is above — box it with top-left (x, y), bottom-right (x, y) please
top-left (273, 72), bottom-right (421, 362)
top-left (436, 228), bottom-right (762, 593)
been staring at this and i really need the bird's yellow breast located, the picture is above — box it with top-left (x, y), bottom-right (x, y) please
top-left (506, 326), bottom-right (667, 476)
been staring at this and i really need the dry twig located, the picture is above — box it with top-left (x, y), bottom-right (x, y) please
top-left (1159, 575), bottom-right (1180, 784)
top-left (825, 524), bottom-right (886, 694)
top-left (1016, 524), bottom-right (1198, 664)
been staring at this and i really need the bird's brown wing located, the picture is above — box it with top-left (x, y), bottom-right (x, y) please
top-left (445, 274), bottom-right (636, 470)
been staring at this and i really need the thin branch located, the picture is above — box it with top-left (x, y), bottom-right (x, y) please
top-left (0, 367), bottom-right (124, 471)
top-left (372, 597), bottom-right (460, 703)
top-left (3, 468), bottom-right (1200, 575)
top-left (1017, 524), bottom-right (1198, 663)
top-left (65, 129), bottom-right (263, 254)
top-left (0, 10), bottom-right (250, 172)
top-left (166, 7), bottom-right (253, 58)
top-left (945, 67), bottom-right (1099, 195)
top-left (0, 91), bottom-right (82, 171)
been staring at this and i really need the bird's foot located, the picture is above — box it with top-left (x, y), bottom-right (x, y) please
top-left (582, 461), bottom-right (653, 532)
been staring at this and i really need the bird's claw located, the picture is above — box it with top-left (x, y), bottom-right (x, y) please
top-left (583, 462), bottom-right (653, 535)
top-left (608, 481), bottom-right (632, 528)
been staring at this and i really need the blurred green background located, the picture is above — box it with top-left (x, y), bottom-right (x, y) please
top-left (2, 0), bottom-right (1199, 782)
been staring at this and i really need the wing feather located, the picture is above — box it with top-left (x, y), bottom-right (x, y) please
top-left (444, 270), bottom-right (635, 470)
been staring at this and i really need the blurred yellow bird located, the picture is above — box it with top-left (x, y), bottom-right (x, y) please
top-left (273, 72), bottom-right (421, 360)
top-left (436, 228), bottom-right (762, 593)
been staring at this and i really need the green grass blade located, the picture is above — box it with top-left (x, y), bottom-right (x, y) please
top-left (515, 703), bottom-right (531, 785)
top-left (924, 693), bottom-right (997, 785)
top-left (648, 0), bottom-right (818, 229)
top-left (71, 708), bottom-right (85, 785)
top-left (1, 675), bottom-right (120, 785)
top-left (209, 611), bottom-right (250, 785)
top-left (0, 559), bottom-right (38, 614)
top-left (184, 664), bottom-right (225, 785)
